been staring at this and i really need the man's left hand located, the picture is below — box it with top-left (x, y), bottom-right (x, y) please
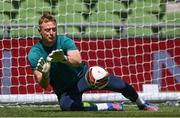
top-left (47, 49), bottom-right (67, 63)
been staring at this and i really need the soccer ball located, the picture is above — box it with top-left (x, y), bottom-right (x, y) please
top-left (85, 66), bottom-right (109, 89)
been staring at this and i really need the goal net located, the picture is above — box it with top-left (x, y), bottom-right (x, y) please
top-left (0, 0), bottom-right (180, 104)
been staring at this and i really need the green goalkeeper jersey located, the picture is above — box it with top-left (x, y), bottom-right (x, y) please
top-left (28, 35), bottom-right (85, 95)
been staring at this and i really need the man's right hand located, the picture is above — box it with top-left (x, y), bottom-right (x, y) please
top-left (36, 57), bottom-right (51, 79)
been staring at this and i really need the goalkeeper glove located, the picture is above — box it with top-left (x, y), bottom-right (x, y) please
top-left (36, 57), bottom-right (51, 79)
top-left (47, 49), bottom-right (68, 63)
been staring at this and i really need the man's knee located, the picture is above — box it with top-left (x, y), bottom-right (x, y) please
top-left (59, 96), bottom-right (84, 111)
top-left (59, 96), bottom-right (72, 111)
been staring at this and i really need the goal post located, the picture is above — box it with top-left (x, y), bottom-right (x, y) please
top-left (0, 0), bottom-right (180, 104)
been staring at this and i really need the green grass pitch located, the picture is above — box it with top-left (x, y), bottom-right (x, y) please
top-left (0, 103), bottom-right (180, 117)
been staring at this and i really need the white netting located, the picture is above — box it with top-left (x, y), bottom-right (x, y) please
top-left (0, 0), bottom-right (180, 104)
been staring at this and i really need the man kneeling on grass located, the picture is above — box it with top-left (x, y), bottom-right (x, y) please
top-left (28, 12), bottom-right (159, 111)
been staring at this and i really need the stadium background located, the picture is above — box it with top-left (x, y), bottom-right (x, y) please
top-left (0, 0), bottom-right (180, 101)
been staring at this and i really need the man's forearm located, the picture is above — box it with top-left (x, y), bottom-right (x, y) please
top-left (66, 56), bottom-right (81, 66)
top-left (40, 73), bottom-right (49, 89)
top-left (34, 71), bottom-right (49, 89)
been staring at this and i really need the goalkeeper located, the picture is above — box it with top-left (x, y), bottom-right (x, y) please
top-left (28, 12), bottom-right (159, 111)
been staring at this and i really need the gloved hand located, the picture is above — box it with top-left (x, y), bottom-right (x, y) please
top-left (36, 57), bottom-right (51, 79)
top-left (47, 49), bottom-right (67, 63)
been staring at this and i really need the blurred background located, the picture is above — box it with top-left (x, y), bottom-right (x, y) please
top-left (0, 0), bottom-right (179, 39)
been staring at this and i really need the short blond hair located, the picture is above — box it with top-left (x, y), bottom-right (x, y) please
top-left (38, 11), bottom-right (57, 27)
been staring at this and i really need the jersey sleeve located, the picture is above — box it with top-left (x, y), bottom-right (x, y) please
top-left (28, 48), bottom-right (41, 71)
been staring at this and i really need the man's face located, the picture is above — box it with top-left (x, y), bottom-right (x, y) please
top-left (39, 21), bottom-right (57, 46)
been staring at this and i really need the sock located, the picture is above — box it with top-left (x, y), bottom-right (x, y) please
top-left (96, 103), bottom-right (109, 111)
top-left (97, 103), bottom-right (124, 111)
top-left (136, 97), bottom-right (145, 106)
top-left (83, 102), bottom-right (123, 111)
top-left (83, 102), bottom-right (110, 111)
